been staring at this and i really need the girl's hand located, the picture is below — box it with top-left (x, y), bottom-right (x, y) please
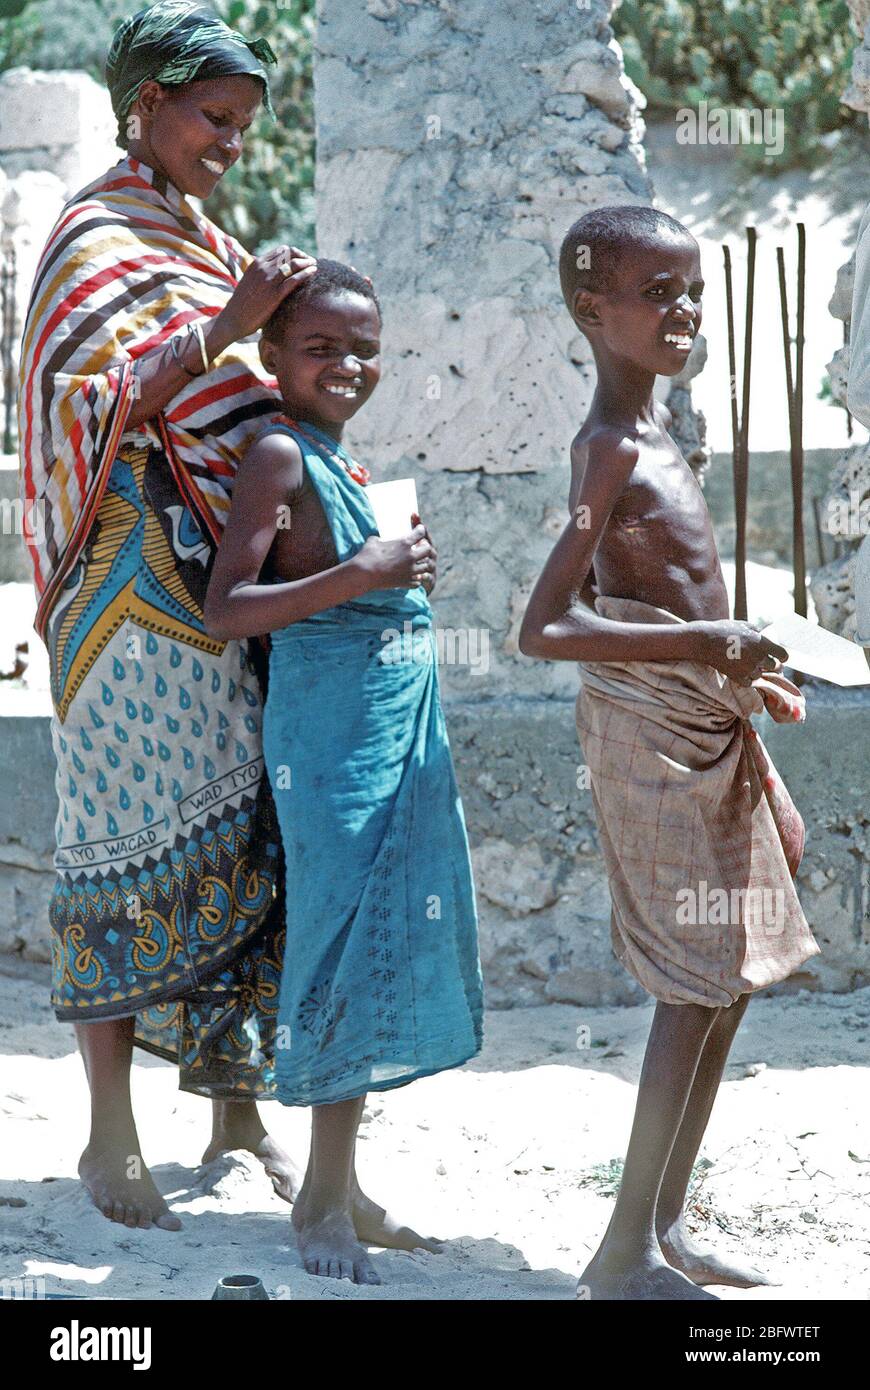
top-left (354, 525), bottom-right (436, 591)
top-left (219, 246), bottom-right (316, 341)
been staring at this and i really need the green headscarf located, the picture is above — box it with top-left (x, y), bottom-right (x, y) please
top-left (106, 0), bottom-right (277, 143)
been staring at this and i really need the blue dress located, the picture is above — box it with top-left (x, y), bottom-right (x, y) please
top-left (260, 419), bottom-right (484, 1106)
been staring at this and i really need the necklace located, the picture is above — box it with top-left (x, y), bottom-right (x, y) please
top-left (277, 413), bottom-right (371, 487)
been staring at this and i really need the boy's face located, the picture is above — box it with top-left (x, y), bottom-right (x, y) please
top-left (575, 234), bottom-right (703, 378)
top-left (259, 291), bottom-right (381, 435)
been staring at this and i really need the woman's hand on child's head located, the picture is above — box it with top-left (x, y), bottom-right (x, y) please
top-left (354, 525), bottom-right (436, 593)
top-left (220, 245), bottom-right (317, 341)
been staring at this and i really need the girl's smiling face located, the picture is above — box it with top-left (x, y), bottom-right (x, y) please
top-left (127, 74), bottom-right (264, 199)
top-left (259, 292), bottom-right (382, 439)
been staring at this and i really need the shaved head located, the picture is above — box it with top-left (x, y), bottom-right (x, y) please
top-left (559, 205), bottom-right (695, 308)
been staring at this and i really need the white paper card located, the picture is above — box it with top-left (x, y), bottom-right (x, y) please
top-left (760, 613), bottom-right (870, 686)
top-left (366, 478), bottom-right (419, 540)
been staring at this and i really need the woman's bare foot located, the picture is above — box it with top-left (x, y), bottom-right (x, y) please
top-left (78, 1142), bottom-right (182, 1231)
top-left (351, 1182), bottom-right (443, 1253)
top-left (292, 1201), bottom-right (381, 1284)
top-left (203, 1100), bottom-right (303, 1204)
top-left (659, 1223), bottom-right (774, 1288)
top-left (581, 1246), bottom-right (719, 1301)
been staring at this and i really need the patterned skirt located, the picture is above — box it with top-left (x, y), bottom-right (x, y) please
top-left (44, 436), bottom-right (285, 1098)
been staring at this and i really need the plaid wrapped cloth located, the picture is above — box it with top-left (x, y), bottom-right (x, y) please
top-left (576, 597), bottom-right (820, 1007)
top-left (17, 153), bottom-right (280, 639)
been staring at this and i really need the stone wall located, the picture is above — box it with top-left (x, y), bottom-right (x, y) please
top-left (815, 1), bottom-right (870, 642)
top-left (0, 68), bottom-right (118, 437)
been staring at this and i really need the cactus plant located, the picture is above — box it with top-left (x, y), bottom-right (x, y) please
top-left (614, 1), bottom-right (856, 168)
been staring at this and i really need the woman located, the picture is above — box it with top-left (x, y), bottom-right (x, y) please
top-left (17, 0), bottom-right (315, 1231)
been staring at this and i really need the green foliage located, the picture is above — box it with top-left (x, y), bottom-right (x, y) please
top-left (0, 0), bottom-right (315, 253)
top-left (209, 0), bottom-right (315, 254)
top-left (0, 0), bottom-right (130, 76)
top-left (614, 1), bottom-right (857, 168)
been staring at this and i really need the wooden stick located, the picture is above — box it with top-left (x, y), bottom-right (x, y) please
top-left (792, 222), bottom-right (807, 616)
top-left (723, 244), bottom-right (740, 472)
top-left (723, 245), bottom-right (743, 616)
top-left (811, 495), bottom-right (826, 568)
top-left (733, 228), bottom-right (756, 621)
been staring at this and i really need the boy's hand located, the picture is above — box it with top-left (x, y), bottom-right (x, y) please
top-left (700, 620), bottom-right (789, 686)
top-left (354, 525), bottom-right (436, 592)
top-left (220, 246), bottom-right (316, 342)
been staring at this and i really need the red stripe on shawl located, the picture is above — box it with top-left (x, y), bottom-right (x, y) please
top-left (129, 305), bottom-right (220, 358)
top-left (165, 367), bottom-right (274, 423)
top-left (22, 251), bottom-right (203, 481)
top-left (69, 408), bottom-right (87, 498)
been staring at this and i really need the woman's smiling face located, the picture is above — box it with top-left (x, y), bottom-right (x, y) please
top-left (127, 73), bottom-right (264, 198)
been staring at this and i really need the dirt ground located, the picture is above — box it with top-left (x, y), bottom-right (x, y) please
top-left (1, 957), bottom-right (868, 1302)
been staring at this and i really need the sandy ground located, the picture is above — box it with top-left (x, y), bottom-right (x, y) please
top-left (1, 957), bottom-right (869, 1302)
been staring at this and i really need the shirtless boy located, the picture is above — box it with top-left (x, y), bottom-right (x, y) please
top-left (519, 206), bottom-right (819, 1301)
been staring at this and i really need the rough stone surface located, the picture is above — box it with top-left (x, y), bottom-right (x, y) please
top-left (0, 69), bottom-right (117, 443)
top-left (820, 13), bottom-right (870, 635)
top-left (0, 715), bottom-right (56, 963)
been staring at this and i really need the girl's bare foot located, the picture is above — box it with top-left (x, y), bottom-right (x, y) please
top-left (351, 1182), bottom-right (443, 1253)
top-left (203, 1100), bottom-right (303, 1203)
top-left (78, 1142), bottom-right (182, 1231)
top-left (292, 1201), bottom-right (381, 1284)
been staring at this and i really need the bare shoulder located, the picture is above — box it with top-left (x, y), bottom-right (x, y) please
top-left (237, 428), bottom-right (305, 494)
top-left (570, 425), bottom-right (639, 492)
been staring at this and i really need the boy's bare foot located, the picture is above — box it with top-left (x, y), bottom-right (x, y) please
top-left (659, 1226), bottom-right (774, 1288)
top-left (79, 1143), bottom-right (182, 1231)
top-left (581, 1249), bottom-right (719, 1301)
top-left (203, 1100), bottom-right (303, 1204)
top-left (292, 1202), bottom-right (381, 1284)
top-left (351, 1183), bottom-right (443, 1253)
